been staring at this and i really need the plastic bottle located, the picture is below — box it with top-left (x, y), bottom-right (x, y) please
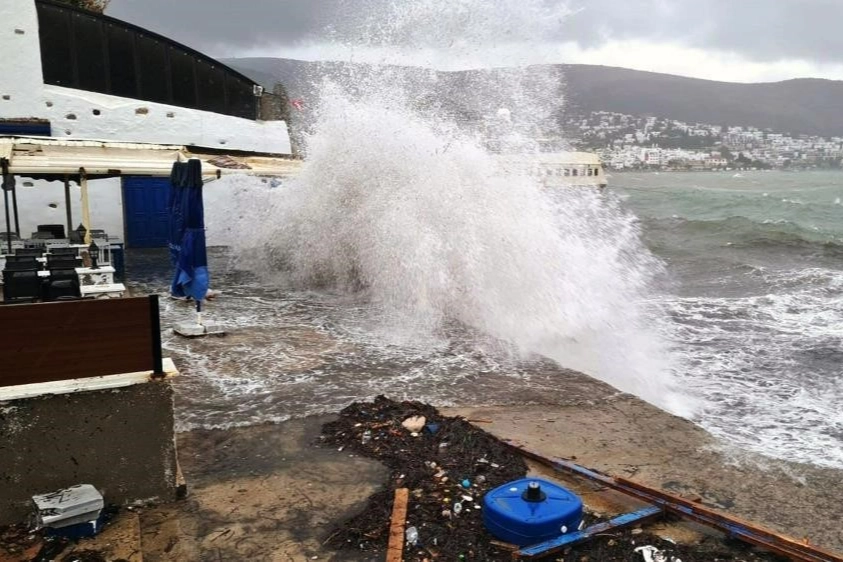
top-left (361, 430), bottom-right (372, 444)
top-left (405, 526), bottom-right (418, 546)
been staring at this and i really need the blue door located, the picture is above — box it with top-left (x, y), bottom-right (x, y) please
top-left (122, 177), bottom-right (171, 248)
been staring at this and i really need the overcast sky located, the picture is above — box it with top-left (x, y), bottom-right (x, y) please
top-left (107, 0), bottom-right (843, 82)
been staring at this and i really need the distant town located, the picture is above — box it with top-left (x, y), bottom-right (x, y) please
top-left (565, 111), bottom-right (843, 171)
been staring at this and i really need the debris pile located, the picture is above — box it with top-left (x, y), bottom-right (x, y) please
top-left (320, 397), bottom-right (791, 562)
top-left (320, 396), bottom-right (528, 560)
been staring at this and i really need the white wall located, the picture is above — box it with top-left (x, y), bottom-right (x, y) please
top-left (0, 0), bottom-right (292, 155)
top-left (6, 176), bottom-right (278, 245)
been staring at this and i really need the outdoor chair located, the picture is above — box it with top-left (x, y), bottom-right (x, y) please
top-left (37, 225), bottom-right (66, 239)
top-left (3, 258), bottom-right (39, 271)
top-left (3, 270), bottom-right (42, 303)
top-left (49, 247), bottom-right (78, 256)
top-left (15, 248), bottom-right (43, 257)
top-left (46, 256), bottom-right (82, 270)
top-left (43, 268), bottom-right (81, 301)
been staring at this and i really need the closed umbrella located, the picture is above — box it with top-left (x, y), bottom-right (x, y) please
top-left (169, 159), bottom-right (209, 325)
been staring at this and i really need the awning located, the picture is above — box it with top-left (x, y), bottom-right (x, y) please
top-left (0, 136), bottom-right (302, 179)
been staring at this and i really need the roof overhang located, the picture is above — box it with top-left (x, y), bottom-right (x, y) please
top-left (0, 136), bottom-right (302, 180)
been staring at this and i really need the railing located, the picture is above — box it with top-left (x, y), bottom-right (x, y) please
top-left (0, 295), bottom-right (163, 388)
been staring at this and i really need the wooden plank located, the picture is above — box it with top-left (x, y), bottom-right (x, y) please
top-left (0, 297), bottom-right (156, 387)
top-left (0, 358), bottom-right (178, 401)
top-left (504, 440), bottom-right (843, 562)
top-left (386, 488), bottom-right (409, 562)
top-left (516, 506), bottom-right (663, 559)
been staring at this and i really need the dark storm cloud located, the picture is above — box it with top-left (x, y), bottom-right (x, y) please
top-left (106, 0), bottom-right (347, 54)
top-left (561, 0), bottom-right (843, 63)
top-left (107, 0), bottom-right (843, 64)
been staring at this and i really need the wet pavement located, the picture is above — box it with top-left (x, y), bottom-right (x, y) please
top-left (126, 247), bottom-right (617, 432)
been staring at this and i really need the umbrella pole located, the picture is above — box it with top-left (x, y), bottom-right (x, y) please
top-left (80, 169), bottom-right (91, 245)
top-left (11, 182), bottom-right (19, 237)
top-left (3, 187), bottom-right (11, 254)
top-left (64, 175), bottom-right (73, 240)
top-left (196, 299), bottom-right (203, 326)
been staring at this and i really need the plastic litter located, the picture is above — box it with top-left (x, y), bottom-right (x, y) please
top-left (32, 484), bottom-right (103, 530)
top-left (405, 526), bottom-right (419, 546)
top-left (361, 430), bottom-right (372, 444)
top-left (402, 416), bottom-right (426, 433)
top-left (634, 545), bottom-right (682, 562)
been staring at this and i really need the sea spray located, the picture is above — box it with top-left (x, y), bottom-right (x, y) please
top-left (211, 0), bottom-right (696, 415)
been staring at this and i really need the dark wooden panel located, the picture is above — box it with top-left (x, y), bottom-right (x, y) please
top-left (0, 297), bottom-right (156, 387)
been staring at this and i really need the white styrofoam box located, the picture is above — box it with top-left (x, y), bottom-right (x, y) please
top-left (32, 484), bottom-right (103, 528)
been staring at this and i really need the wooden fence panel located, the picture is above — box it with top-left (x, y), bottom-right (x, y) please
top-left (0, 296), bottom-right (161, 387)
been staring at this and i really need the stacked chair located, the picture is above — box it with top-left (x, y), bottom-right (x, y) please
top-left (2, 247), bottom-right (83, 303)
top-left (2, 254), bottom-right (42, 303)
top-left (43, 252), bottom-right (82, 301)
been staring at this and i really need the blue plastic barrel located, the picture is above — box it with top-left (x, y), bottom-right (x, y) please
top-left (483, 478), bottom-right (583, 546)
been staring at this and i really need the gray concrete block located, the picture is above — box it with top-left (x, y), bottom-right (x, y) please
top-left (0, 380), bottom-right (178, 525)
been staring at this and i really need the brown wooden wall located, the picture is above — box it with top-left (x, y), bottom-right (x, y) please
top-left (0, 296), bottom-right (161, 387)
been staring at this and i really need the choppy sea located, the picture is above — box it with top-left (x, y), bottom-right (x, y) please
top-left (131, 169), bottom-right (842, 473)
top-left (615, 170), bottom-right (843, 470)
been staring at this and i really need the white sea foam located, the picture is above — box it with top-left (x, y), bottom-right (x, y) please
top-left (203, 0), bottom-right (701, 416)
top-left (666, 267), bottom-right (843, 469)
top-left (212, 108), bottom-right (693, 416)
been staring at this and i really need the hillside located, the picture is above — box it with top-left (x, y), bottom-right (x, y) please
top-left (560, 65), bottom-right (843, 138)
top-left (223, 58), bottom-right (843, 138)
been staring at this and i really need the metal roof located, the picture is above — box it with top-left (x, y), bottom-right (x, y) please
top-left (0, 136), bottom-right (302, 179)
top-left (35, 0), bottom-right (262, 90)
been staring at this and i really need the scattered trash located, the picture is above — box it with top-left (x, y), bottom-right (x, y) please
top-left (405, 525), bottom-right (419, 546)
top-left (361, 430), bottom-right (372, 444)
top-left (461, 479), bottom-right (471, 488)
top-left (401, 415), bottom-right (426, 433)
top-left (318, 397), bottom-right (789, 562)
top-left (635, 545), bottom-right (683, 562)
top-left (32, 484), bottom-right (103, 538)
top-left (320, 397), bottom-right (527, 560)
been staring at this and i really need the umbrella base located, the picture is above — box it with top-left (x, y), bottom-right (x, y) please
top-left (174, 321), bottom-right (225, 338)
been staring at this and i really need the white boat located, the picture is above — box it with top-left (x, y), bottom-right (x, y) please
top-left (495, 152), bottom-right (607, 189)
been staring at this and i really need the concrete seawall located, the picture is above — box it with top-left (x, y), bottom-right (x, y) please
top-left (0, 380), bottom-right (178, 525)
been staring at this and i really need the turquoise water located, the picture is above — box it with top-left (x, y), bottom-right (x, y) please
top-left (614, 170), bottom-right (843, 469)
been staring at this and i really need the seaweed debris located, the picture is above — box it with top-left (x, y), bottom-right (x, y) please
top-left (319, 396), bottom-right (792, 562)
top-left (320, 396), bottom-right (527, 560)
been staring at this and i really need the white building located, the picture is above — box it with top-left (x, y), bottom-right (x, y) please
top-left (1, 0), bottom-right (295, 246)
